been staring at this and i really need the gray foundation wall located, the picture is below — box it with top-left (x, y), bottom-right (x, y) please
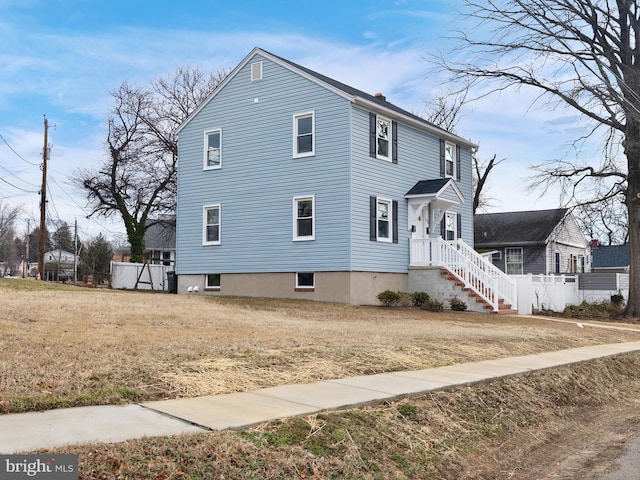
top-left (177, 271), bottom-right (408, 305)
top-left (408, 266), bottom-right (488, 313)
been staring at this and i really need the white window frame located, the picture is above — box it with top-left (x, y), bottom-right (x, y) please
top-left (505, 247), bottom-right (524, 275)
top-left (376, 116), bottom-right (392, 161)
top-left (203, 129), bottom-right (222, 170)
top-left (376, 197), bottom-right (392, 242)
top-left (295, 272), bottom-right (315, 290)
top-left (205, 273), bottom-right (221, 290)
top-left (444, 142), bottom-right (456, 178)
top-left (293, 195), bottom-right (315, 241)
top-left (203, 204), bottom-right (221, 246)
top-left (293, 111), bottom-right (315, 158)
top-left (251, 61), bottom-right (262, 81)
top-left (444, 212), bottom-right (457, 241)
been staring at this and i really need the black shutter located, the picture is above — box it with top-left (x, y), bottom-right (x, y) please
top-left (439, 139), bottom-right (445, 176)
top-left (456, 144), bottom-right (461, 181)
top-left (370, 196), bottom-right (377, 241)
top-left (457, 214), bottom-right (462, 239)
top-left (369, 113), bottom-right (377, 158)
top-left (440, 215), bottom-right (446, 237)
top-left (392, 200), bottom-right (398, 243)
top-left (392, 121), bottom-right (398, 164)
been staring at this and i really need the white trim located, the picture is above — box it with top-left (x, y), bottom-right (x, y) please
top-left (203, 129), bottom-right (222, 170)
top-left (293, 111), bottom-right (315, 158)
top-left (295, 272), bottom-right (315, 289)
top-left (203, 204), bottom-right (221, 245)
top-left (293, 195), bottom-right (315, 241)
top-left (444, 211), bottom-right (457, 241)
top-left (506, 247), bottom-right (524, 275)
top-left (375, 115), bottom-right (392, 162)
top-left (376, 197), bottom-right (392, 243)
top-left (205, 273), bottom-right (221, 289)
top-left (251, 61), bottom-right (262, 81)
top-left (444, 142), bottom-right (456, 179)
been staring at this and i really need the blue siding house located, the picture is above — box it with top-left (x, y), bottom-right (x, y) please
top-left (175, 48), bottom-right (515, 309)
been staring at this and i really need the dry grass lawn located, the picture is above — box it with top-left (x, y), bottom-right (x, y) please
top-left (2, 277), bottom-right (640, 415)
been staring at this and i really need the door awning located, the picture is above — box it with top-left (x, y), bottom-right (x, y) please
top-left (405, 178), bottom-right (465, 205)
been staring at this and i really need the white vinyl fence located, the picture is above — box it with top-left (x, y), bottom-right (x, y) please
top-left (512, 273), bottom-right (630, 315)
top-left (110, 262), bottom-right (171, 291)
top-left (513, 275), bottom-right (579, 314)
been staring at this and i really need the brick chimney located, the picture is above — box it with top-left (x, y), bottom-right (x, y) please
top-left (590, 239), bottom-right (600, 249)
top-left (374, 92), bottom-right (386, 101)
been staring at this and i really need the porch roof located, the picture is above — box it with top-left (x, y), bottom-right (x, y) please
top-left (405, 178), bottom-right (465, 203)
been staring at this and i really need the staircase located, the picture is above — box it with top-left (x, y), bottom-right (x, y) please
top-left (439, 269), bottom-right (518, 315)
top-left (410, 237), bottom-right (518, 314)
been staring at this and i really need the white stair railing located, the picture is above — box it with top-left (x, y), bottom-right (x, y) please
top-left (410, 237), bottom-right (517, 312)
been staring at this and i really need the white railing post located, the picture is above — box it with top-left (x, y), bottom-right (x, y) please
top-left (409, 237), bottom-right (517, 312)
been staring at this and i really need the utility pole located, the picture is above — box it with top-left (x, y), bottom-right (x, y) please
top-left (37, 116), bottom-right (48, 281)
top-left (24, 219), bottom-right (30, 278)
top-left (74, 218), bottom-right (78, 284)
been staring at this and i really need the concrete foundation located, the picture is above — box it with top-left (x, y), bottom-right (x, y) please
top-left (177, 271), bottom-right (408, 305)
top-left (408, 266), bottom-right (488, 313)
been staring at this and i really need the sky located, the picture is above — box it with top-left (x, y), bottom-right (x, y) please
top-left (0, 0), bottom-right (597, 242)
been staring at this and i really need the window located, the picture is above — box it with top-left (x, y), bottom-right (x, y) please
top-left (377, 198), bottom-right (392, 242)
top-left (505, 247), bottom-right (523, 275)
top-left (444, 142), bottom-right (455, 178)
top-left (370, 196), bottom-right (398, 242)
top-left (293, 112), bottom-right (315, 157)
top-left (204, 129), bottom-right (222, 169)
top-left (293, 196), bottom-right (315, 241)
top-left (376, 117), bottom-right (391, 160)
top-left (444, 212), bottom-right (457, 241)
top-left (203, 205), bottom-right (221, 245)
top-left (296, 272), bottom-right (315, 290)
top-left (251, 61), bottom-right (262, 81)
top-left (440, 140), bottom-right (460, 180)
top-left (369, 113), bottom-right (398, 163)
top-left (205, 274), bottom-right (221, 290)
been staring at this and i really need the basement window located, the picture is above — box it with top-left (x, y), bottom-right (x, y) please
top-left (295, 272), bottom-right (315, 291)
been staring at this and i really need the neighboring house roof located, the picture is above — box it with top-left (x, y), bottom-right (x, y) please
top-left (144, 217), bottom-right (176, 250)
top-left (592, 245), bottom-right (629, 268)
top-left (474, 208), bottom-right (568, 247)
top-left (177, 47), bottom-right (476, 149)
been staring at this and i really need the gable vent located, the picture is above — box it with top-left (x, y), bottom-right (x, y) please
top-left (251, 61), bottom-right (263, 82)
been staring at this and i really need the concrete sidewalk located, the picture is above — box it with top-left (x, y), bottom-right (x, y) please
top-left (2, 340), bottom-right (640, 453)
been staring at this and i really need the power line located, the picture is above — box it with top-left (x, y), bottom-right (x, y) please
top-left (0, 132), bottom-right (38, 166)
top-left (0, 175), bottom-right (36, 193)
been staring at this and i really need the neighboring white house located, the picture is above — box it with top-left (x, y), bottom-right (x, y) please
top-left (474, 209), bottom-right (591, 275)
top-left (43, 249), bottom-right (77, 281)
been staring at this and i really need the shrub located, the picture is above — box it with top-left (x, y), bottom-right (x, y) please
top-left (410, 291), bottom-right (430, 307)
top-left (423, 299), bottom-right (444, 312)
top-left (450, 297), bottom-right (467, 311)
top-left (377, 289), bottom-right (402, 307)
top-left (563, 300), bottom-right (624, 318)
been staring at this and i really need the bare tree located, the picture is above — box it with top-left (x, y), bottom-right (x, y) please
top-left (76, 67), bottom-right (227, 262)
top-left (441, 0), bottom-right (640, 316)
top-left (424, 86), bottom-right (504, 213)
top-left (0, 203), bottom-right (20, 272)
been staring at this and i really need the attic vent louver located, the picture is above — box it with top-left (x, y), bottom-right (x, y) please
top-left (251, 61), bottom-right (263, 81)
